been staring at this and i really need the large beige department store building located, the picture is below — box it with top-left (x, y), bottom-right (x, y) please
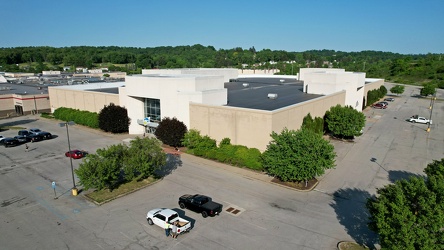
top-left (48, 68), bottom-right (384, 151)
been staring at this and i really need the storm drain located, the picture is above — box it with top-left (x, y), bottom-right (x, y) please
top-left (225, 205), bottom-right (245, 216)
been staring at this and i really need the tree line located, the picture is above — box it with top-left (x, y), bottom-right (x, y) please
top-left (1, 45), bottom-right (443, 87)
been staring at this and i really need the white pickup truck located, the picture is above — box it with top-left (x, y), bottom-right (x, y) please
top-left (408, 115), bottom-right (432, 124)
top-left (146, 208), bottom-right (191, 235)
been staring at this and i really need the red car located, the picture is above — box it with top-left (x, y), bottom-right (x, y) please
top-left (65, 150), bottom-right (88, 159)
top-left (372, 103), bottom-right (387, 109)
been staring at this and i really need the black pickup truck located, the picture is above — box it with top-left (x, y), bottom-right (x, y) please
top-left (178, 194), bottom-right (223, 218)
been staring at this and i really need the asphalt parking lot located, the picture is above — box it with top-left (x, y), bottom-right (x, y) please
top-left (0, 84), bottom-right (442, 249)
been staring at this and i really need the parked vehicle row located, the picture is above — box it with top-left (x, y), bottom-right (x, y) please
top-left (372, 98), bottom-right (394, 109)
top-left (1, 127), bottom-right (53, 148)
top-left (146, 194), bottom-right (223, 236)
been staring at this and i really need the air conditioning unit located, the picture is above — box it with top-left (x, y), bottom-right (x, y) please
top-left (242, 83), bottom-right (249, 87)
top-left (268, 93), bottom-right (278, 99)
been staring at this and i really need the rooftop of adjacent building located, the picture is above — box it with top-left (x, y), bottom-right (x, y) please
top-left (0, 83), bottom-right (49, 95)
top-left (225, 77), bottom-right (323, 111)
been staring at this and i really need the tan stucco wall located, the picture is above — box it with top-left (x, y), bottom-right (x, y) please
top-left (0, 93), bottom-right (50, 116)
top-left (363, 79), bottom-right (385, 106)
top-left (49, 88), bottom-right (120, 113)
top-left (190, 91), bottom-right (346, 152)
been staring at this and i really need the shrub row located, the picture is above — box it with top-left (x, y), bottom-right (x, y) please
top-left (53, 107), bottom-right (99, 128)
top-left (182, 130), bottom-right (263, 171)
top-left (367, 85), bottom-right (387, 106)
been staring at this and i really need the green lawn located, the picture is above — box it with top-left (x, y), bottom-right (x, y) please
top-left (85, 176), bottom-right (160, 205)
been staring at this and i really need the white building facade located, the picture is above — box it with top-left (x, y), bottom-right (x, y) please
top-left (124, 73), bottom-right (228, 134)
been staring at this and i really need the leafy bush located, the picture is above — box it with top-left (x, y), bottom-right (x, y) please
top-left (98, 103), bottom-right (130, 133)
top-left (379, 85), bottom-right (388, 96)
top-left (182, 130), bottom-right (263, 171)
top-left (390, 85), bottom-right (405, 95)
top-left (53, 107), bottom-right (99, 128)
top-left (420, 83), bottom-right (437, 96)
top-left (325, 105), bottom-right (366, 139)
top-left (154, 117), bottom-right (187, 147)
top-left (75, 137), bottom-right (166, 191)
top-left (193, 135), bottom-right (217, 157)
top-left (40, 112), bottom-right (54, 119)
top-left (302, 113), bottom-right (324, 135)
top-left (261, 128), bottom-right (336, 183)
top-left (182, 129), bottom-right (203, 150)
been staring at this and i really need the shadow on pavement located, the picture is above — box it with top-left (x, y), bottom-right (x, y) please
top-left (330, 188), bottom-right (378, 248)
top-left (388, 170), bottom-right (424, 183)
top-left (0, 118), bottom-right (38, 128)
top-left (155, 154), bottom-right (183, 177)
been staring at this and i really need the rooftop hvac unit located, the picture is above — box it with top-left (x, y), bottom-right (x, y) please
top-left (268, 93), bottom-right (278, 99)
top-left (242, 83), bottom-right (249, 87)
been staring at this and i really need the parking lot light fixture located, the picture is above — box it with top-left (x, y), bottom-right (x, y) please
top-left (58, 121), bottom-right (78, 196)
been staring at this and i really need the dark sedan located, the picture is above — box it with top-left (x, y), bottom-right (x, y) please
top-left (2, 138), bottom-right (19, 147)
top-left (40, 132), bottom-right (52, 140)
top-left (28, 134), bottom-right (44, 143)
top-left (65, 150), bottom-right (88, 159)
top-left (14, 135), bottom-right (27, 143)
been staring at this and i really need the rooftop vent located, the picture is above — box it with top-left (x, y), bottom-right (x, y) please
top-left (242, 83), bottom-right (249, 87)
top-left (268, 93), bottom-right (278, 99)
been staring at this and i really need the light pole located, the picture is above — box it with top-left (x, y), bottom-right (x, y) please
top-left (59, 121), bottom-right (78, 196)
top-left (427, 91), bottom-right (436, 133)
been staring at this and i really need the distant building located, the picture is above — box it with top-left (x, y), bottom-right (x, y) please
top-left (42, 70), bottom-right (61, 75)
top-left (0, 83), bottom-right (50, 117)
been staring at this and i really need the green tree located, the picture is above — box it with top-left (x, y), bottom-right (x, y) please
top-left (420, 83), bottom-right (436, 96)
top-left (390, 85), bottom-right (405, 95)
top-left (325, 105), bottom-right (366, 138)
top-left (75, 144), bottom-right (127, 190)
top-left (424, 158), bottom-right (444, 179)
top-left (261, 128), bottom-right (336, 185)
top-left (124, 137), bottom-right (166, 180)
top-left (379, 85), bottom-right (388, 97)
top-left (98, 103), bottom-right (130, 133)
top-left (154, 117), bottom-right (188, 147)
top-left (301, 113), bottom-right (324, 135)
top-left (366, 159), bottom-right (444, 250)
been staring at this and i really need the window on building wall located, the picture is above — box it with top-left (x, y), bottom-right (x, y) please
top-left (144, 98), bottom-right (161, 122)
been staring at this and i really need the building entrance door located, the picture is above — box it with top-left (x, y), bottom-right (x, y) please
top-left (15, 105), bottom-right (24, 115)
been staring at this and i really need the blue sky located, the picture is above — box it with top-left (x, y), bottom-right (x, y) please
top-left (1, 0), bottom-right (443, 54)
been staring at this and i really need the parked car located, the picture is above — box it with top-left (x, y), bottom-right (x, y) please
top-left (3, 137), bottom-right (19, 147)
top-left (40, 132), bottom-right (52, 140)
top-left (14, 135), bottom-right (27, 143)
top-left (0, 135), bottom-right (4, 143)
top-left (378, 101), bottom-right (389, 106)
top-left (179, 194), bottom-right (223, 218)
top-left (28, 133), bottom-right (44, 143)
top-left (18, 130), bottom-right (32, 137)
top-left (29, 128), bottom-right (43, 135)
top-left (408, 115), bottom-right (432, 124)
top-left (384, 97), bottom-right (395, 102)
top-left (65, 150), bottom-right (88, 159)
top-left (146, 208), bottom-right (192, 235)
top-left (372, 103), bottom-right (387, 109)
